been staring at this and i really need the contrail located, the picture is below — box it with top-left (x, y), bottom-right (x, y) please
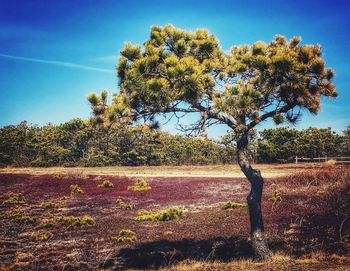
top-left (0, 53), bottom-right (114, 74)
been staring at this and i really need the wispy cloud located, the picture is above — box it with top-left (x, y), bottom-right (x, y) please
top-left (0, 53), bottom-right (114, 74)
top-left (92, 55), bottom-right (117, 63)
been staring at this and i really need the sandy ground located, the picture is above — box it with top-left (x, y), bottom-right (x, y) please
top-left (0, 163), bottom-right (326, 178)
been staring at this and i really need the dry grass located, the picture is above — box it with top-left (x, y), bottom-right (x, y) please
top-left (0, 163), bottom-right (324, 178)
top-left (161, 253), bottom-right (350, 271)
top-left (325, 159), bottom-right (337, 166)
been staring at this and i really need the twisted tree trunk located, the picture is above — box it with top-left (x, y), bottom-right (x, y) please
top-left (237, 133), bottom-right (271, 260)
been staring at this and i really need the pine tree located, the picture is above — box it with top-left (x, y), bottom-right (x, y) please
top-left (88, 25), bottom-right (337, 259)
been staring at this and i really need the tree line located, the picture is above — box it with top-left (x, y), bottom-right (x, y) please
top-left (0, 119), bottom-right (349, 167)
top-left (0, 119), bottom-right (234, 167)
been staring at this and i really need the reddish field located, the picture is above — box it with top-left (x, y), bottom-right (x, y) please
top-left (0, 166), bottom-right (350, 270)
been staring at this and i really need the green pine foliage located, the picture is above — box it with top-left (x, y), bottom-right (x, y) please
top-left (0, 119), bottom-right (234, 167)
top-left (0, 120), bottom-right (348, 166)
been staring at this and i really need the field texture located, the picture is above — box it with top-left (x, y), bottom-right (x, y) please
top-left (0, 165), bottom-right (349, 270)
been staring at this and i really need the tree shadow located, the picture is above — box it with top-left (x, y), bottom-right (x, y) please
top-left (101, 237), bottom-right (284, 270)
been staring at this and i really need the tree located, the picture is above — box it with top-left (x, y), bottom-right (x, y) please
top-left (87, 25), bottom-right (337, 258)
top-left (257, 127), bottom-right (300, 163)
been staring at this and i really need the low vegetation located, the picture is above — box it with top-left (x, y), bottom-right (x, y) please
top-left (161, 253), bottom-right (350, 271)
top-left (269, 191), bottom-right (283, 203)
top-left (31, 231), bottom-right (53, 242)
top-left (116, 198), bottom-right (135, 210)
top-left (70, 184), bottom-right (84, 196)
top-left (134, 207), bottom-right (184, 222)
top-left (52, 173), bottom-right (64, 180)
top-left (1, 192), bottom-right (26, 205)
top-left (128, 178), bottom-right (151, 191)
top-left (38, 215), bottom-right (95, 228)
top-left (31, 198), bottom-right (67, 209)
top-left (111, 229), bottom-right (137, 243)
top-left (222, 201), bottom-right (247, 209)
top-left (98, 180), bottom-right (114, 188)
top-left (0, 207), bottom-right (35, 223)
top-left (0, 166), bottom-right (349, 270)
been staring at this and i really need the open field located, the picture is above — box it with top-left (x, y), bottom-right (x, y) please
top-left (0, 164), bottom-right (350, 270)
top-left (0, 163), bottom-right (331, 178)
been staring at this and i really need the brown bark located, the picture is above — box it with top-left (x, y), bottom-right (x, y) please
top-left (237, 132), bottom-right (272, 260)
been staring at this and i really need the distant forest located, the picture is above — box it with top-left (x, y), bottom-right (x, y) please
top-left (0, 119), bottom-right (349, 167)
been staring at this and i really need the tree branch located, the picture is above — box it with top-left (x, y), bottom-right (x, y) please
top-left (247, 103), bottom-right (297, 129)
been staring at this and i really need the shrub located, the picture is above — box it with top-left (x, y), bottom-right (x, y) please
top-left (222, 201), bottom-right (247, 209)
top-left (0, 207), bottom-right (35, 223)
top-left (128, 178), bottom-right (151, 191)
top-left (31, 231), bottom-right (53, 242)
top-left (134, 207), bottom-right (184, 222)
top-left (111, 229), bottom-right (137, 243)
top-left (325, 159), bottom-right (337, 166)
top-left (98, 180), bottom-right (114, 188)
top-left (269, 191), bottom-right (283, 202)
top-left (1, 192), bottom-right (26, 205)
top-left (38, 215), bottom-right (95, 228)
top-left (31, 199), bottom-right (66, 209)
top-left (70, 184), bottom-right (84, 196)
top-left (52, 173), bottom-right (64, 180)
top-left (116, 198), bottom-right (135, 210)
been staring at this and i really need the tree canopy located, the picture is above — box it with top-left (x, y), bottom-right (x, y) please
top-left (88, 24), bottom-right (337, 134)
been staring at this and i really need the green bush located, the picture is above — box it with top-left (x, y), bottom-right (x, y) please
top-left (222, 201), bottom-right (247, 209)
top-left (269, 191), bottom-right (282, 202)
top-left (1, 192), bottom-right (26, 205)
top-left (38, 215), bottom-right (95, 228)
top-left (70, 184), bottom-right (84, 196)
top-left (111, 229), bottom-right (137, 243)
top-left (98, 180), bottom-right (114, 188)
top-left (128, 178), bottom-right (151, 191)
top-left (31, 231), bottom-right (53, 242)
top-left (31, 198), bottom-right (66, 209)
top-left (116, 198), bottom-right (135, 210)
top-left (0, 207), bottom-right (35, 223)
top-left (134, 207), bottom-right (184, 222)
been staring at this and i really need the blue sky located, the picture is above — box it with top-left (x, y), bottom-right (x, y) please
top-left (0, 0), bottom-right (349, 137)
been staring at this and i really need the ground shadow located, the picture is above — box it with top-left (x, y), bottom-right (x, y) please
top-left (101, 237), bottom-right (284, 270)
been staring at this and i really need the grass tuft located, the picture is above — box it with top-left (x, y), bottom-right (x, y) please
top-left (70, 184), bottom-right (84, 196)
top-left (38, 215), bottom-right (95, 228)
top-left (222, 201), bottom-right (247, 209)
top-left (98, 179), bottom-right (114, 188)
top-left (134, 207), bottom-right (184, 222)
top-left (52, 173), bottom-right (64, 180)
top-left (31, 231), bottom-right (53, 242)
top-left (31, 198), bottom-right (67, 209)
top-left (116, 198), bottom-right (135, 210)
top-left (128, 178), bottom-right (151, 191)
top-left (1, 192), bottom-right (26, 205)
top-left (0, 207), bottom-right (35, 223)
top-left (269, 191), bottom-right (282, 202)
top-left (325, 159), bottom-right (337, 166)
top-left (111, 229), bottom-right (137, 243)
